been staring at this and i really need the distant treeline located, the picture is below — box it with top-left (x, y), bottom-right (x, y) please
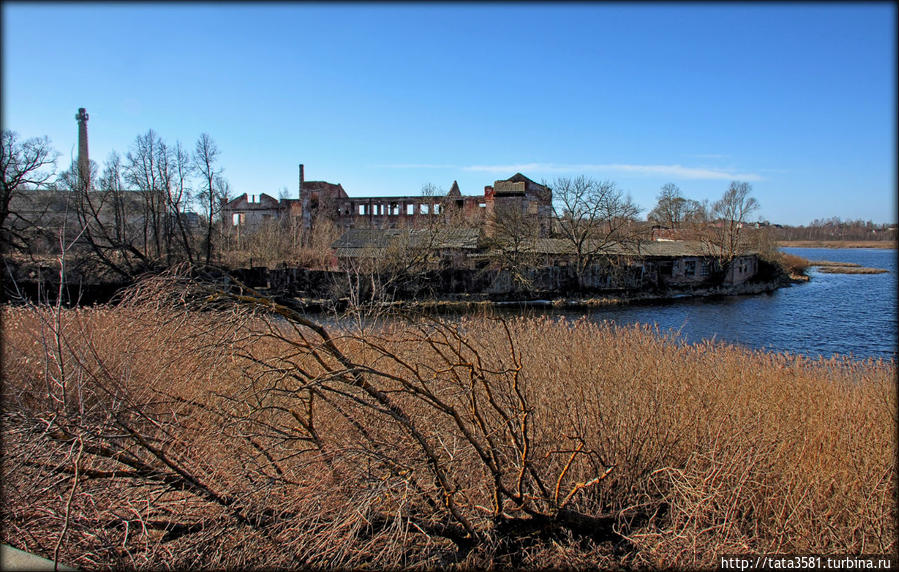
top-left (769, 218), bottom-right (896, 242)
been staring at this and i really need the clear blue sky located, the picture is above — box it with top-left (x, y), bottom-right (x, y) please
top-left (3, 3), bottom-right (896, 225)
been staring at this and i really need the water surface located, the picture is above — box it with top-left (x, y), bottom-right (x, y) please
top-left (500, 248), bottom-right (897, 361)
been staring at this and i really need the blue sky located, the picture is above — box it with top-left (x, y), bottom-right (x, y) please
top-left (3, 3), bottom-right (895, 225)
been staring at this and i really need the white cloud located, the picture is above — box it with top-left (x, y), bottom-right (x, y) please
top-left (376, 161), bottom-right (763, 181)
top-left (374, 163), bottom-right (458, 169)
top-left (463, 162), bottom-right (763, 181)
top-left (599, 163), bottom-right (763, 181)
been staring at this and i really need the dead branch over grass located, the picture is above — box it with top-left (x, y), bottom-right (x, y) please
top-left (2, 272), bottom-right (896, 568)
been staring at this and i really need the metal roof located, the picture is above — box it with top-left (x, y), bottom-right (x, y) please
top-left (333, 228), bottom-right (480, 252)
top-left (334, 229), bottom-right (756, 260)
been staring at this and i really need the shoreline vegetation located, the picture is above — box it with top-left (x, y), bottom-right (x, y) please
top-left (1, 277), bottom-right (894, 569)
top-left (806, 260), bottom-right (890, 275)
top-left (815, 266), bottom-right (889, 274)
top-left (778, 239), bottom-right (897, 249)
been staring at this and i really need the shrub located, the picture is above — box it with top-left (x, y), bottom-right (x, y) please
top-left (779, 252), bottom-right (811, 276)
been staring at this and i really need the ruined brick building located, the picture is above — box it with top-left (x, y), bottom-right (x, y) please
top-left (221, 166), bottom-right (553, 237)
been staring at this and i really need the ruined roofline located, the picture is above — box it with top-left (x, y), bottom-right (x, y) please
top-left (224, 192), bottom-right (281, 208)
top-left (499, 172), bottom-right (550, 189)
top-left (318, 193), bottom-right (485, 202)
top-left (296, 172), bottom-right (549, 201)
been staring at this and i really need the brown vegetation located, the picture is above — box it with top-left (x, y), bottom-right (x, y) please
top-left (1, 275), bottom-right (895, 568)
top-left (774, 252), bottom-right (810, 279)
top-left (816, 266), bottom-right (889, 274)
top-left (779, 240), bottom-right (897, 249)
top-left (809, 260), bottom-right (862, 267)
top-left (806, 260), bottom-right (889, 274)
top-left (219, 216), bottom-right (339, 270)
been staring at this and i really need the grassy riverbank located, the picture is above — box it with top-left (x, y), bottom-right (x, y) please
top-left (779, 240), bottom-right (897, 249)
top-left (805, 260), bottom-right (889, 274)
top-left (817, 266), bottom-right (889, 274)
top-left (2, 287), bottom-right (895, 568)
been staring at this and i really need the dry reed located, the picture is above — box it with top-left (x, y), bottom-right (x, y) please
top-left (2, 277), bottom-right (895, 569)
top-left (808, 260), bottom-right (862, 268)
top-left (778, 252), bottom-right (811, 277)
top-left (816, 266), bottom-right (889, 274)
top-left (778, 240), bottom-right (897, 249)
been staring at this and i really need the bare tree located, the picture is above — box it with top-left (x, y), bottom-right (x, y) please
top-left (705, 181), bottom-right (760, 271)
top-left (552, 176), bottom-right (641, 287)
top-left (647, 183), bottom-right (706, 229)
top-left (93, 152), bottom-right (148, 272)
top-left (1, 131), bottom-right (59, 248)
top-left (56, 155), bottom-right (150, 279)
top-left (194, 133), bottom-right (224, 265)
top-left (124, 130), bottom-right (169, 259)
top-left (420, 182), bottom-right (440, 198)
top-left (486, 201), bottom-right (541, 291)
top-left (169, 141), bottom-right (196, 264)
top-left (143, 137), bottom-right (197, 264)
top-left (65, 131), bottom-right (200, 278)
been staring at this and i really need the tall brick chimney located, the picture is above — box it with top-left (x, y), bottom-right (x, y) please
top-left (299, 163), bottom-right (304, 198)
top-left (75, 107), bottom-right (90, 191)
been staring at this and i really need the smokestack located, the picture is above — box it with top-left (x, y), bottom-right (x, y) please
top-left (299, 164), bottom-right (304, 198)
top-left (75, 107), bottom-right (90, 191)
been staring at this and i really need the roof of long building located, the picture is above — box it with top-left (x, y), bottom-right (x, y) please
top-left (333, 228), bottom-right (756, 259)
top-left (521, 238), bottom-right (713, 257)
top-left (333, 227), bottom-right (481, 251)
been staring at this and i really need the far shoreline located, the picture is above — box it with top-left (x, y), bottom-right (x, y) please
top-left (779, 240), bottom-right (897, 249)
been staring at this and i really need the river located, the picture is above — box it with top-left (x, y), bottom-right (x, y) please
top-left (495, 248), bottom-right (897, 361)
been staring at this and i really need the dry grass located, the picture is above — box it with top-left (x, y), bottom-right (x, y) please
top-left (778, 252), bottom-right (811, 277)
top-left (816, 266), bottom-right (889, 274)
top-left (807, 259), bottom-right (889, 274)
top-left (778, 240), bottom-right (897, 249)
top-left (809, 259), bottom-right (862, 267)
top-left (2, 275), bottom-right (896, 569)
